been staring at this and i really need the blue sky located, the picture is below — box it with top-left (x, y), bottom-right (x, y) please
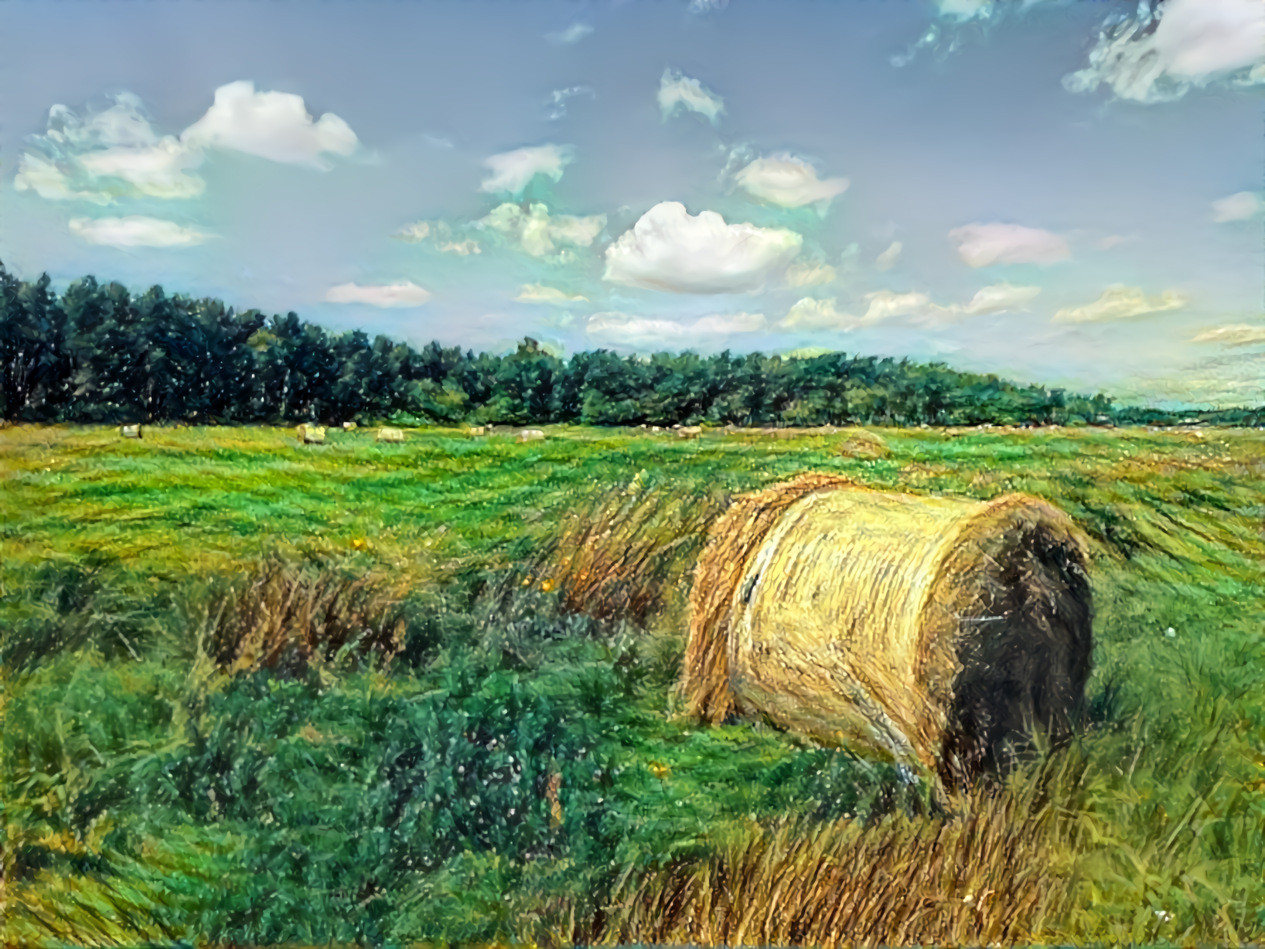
top-left (1, 0), bottom-right (1261, 406)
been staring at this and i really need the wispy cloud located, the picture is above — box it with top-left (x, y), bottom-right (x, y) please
top-left (1054, 285), bottom-right (1188, 323)
top-left (733, 153), bottom-right (849, 209)
top-left (546, 23), bottom-right (594, 45)
top-left (68, 215), bottom-right (208, 247)
top-left (1190, 323), bottom-right (1265, 346)
top-left (785, 261), bottom-right (837, 288)
top-left (517, 283), bottom-right (589, 304)
top-left (545, 86), bottom-right (596, 121)
top-left (875, 241), bottom-right (903, 271)
top-left (781, 297), bottom-right (865, 331)
top-left (658, 69), bottom-right (725, 124)
top-left (1211, 191), bottom-right (1263, 223)
top-left (949, 222), bottom-right (1070, 267)
top-left (586, 311), bottom-right (764, 349)
top-left (479, 144), bottom-right (573, 195)
top-left (325, 281), bottom-right (431, 307)
top-left (961, 282), bottom-right (1041, 315)
top-left (783, 282), bottom-right (1040, 330)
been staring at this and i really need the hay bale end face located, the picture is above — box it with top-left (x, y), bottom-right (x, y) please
top-left (120, 424), bottom-right (142, 439)
top-left (682, 474), bottom-right (1092, 780)
top-left (342, 421), bottom-right (357, 431)
top-left (376, 427), bottom-right (405, 443)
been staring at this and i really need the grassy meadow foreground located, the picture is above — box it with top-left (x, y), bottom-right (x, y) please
top-left (1, 423), bottom-right (1263, 946)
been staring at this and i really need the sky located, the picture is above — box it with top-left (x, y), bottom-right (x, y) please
top-left (0, 0), bottom-right (1261, 407)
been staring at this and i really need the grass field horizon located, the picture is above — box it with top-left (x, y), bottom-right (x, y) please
top-left (3, 422), bottom-right (1263, 945)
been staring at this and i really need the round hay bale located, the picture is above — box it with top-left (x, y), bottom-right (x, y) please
top-left (835, 428), bottom-right (889, 459)
top-left (297, 424), bottom-right (326, 444)
top-left (681, 474), bottom-right (1092, 780)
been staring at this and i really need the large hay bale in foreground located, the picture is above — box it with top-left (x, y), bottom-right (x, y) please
top-left (682, 474), bottom-right (1092, 779)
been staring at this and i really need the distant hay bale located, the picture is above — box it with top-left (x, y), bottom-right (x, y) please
top-left (518, 429), bottom-right (546, 442)
top-left (681, 474), bottom-right (1092, 780)
top-left (835, 428), bottom-right (890, 459)
top-left (678, 426), bottom-right (703, 439)
top-left (297, 424), bottom-right (325, 444)
top-left (468, 425), bottom-right (486, 437)
top-left (120, 424), bottom-right (142, 439)
top-left (376, 426), bottom-right (405, 443)
top-left (342, 421), bottom-right (357, 431)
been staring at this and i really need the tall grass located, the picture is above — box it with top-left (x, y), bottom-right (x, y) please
top-left (536, 472), bottom-right (728, 625)
top-left (202, 556), bottom-right (410, 676)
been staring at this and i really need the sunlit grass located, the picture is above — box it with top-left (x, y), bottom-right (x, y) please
top-left (1, 423), bottom-right (1262, 945)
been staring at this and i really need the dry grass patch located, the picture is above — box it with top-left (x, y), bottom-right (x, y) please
top-left (542, 474), bottom-right (728, 625)
top-left (204, 557), bottom-right (409, 676)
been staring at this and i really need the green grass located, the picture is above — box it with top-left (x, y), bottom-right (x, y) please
top-left (2, 423), bottom-right (1263, 945)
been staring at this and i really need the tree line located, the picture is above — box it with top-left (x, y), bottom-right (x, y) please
top-left (3, 261), bottom-right (1253, 428)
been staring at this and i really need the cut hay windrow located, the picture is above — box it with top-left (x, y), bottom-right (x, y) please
top-left (681, 474), bottom-right (1093, 780)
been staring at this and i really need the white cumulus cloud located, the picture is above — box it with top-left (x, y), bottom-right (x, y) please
top-left (733, 154), bottom-right (849, 209)
top-left (949, 222), bottom-right (1070, 267)
top-left (604, 202), bottom-right (802, 294)
top-left (517, 284), bottom-right (589, 304)
top-left (1053, 284), bottom-right (1188, 323)
top-left (325, 281), bottom-right (431, 308)
top-left (182, 81), bottom-right (358, 166)
top-left (17, 83), bottom-right (360, 207)
top-left (586, 311), bottom-right (764, 349)
top-left (1212, 191), bottom-right (1264, 223)
top-left (480, 144), bottom-right (573, 195)
top-left (69, 215), bottom-right (208, 248)
top-left (1190, 323), bottom-right (1265, 346)
top-left (1064, 0), bottom-right (1265, 103)
top-left (875, 241), bottom-right (903, 270)
top-left (658, 69), bottom-right (725, 124)
top-left (15, 93), bottom-right (204, 203)
top-left (480, 202), bottom-right (606, 258)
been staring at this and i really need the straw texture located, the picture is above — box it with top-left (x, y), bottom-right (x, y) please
top-left (682, 474), bottom-right (1092, 778)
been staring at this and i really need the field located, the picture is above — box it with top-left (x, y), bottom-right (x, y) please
top-left (2, 423), bottom-right (1263, 946)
